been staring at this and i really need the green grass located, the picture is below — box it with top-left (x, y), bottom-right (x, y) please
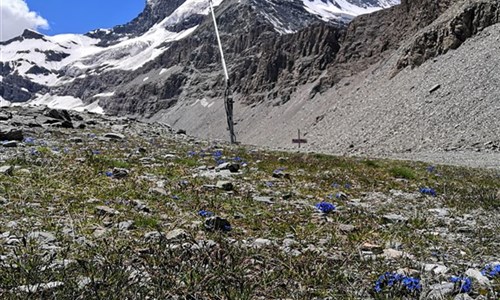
top-left (0, 123), bottom-right (498, 299)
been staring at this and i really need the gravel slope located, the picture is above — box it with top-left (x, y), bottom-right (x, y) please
top-left (154, 23), bottom-right (500, 169)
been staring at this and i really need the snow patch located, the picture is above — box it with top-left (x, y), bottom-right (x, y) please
top-left (0, 96), bottom-right (12, 107)
top-left (28, 94), bottom-right (104, 114)
top-left (159, 68), bottom-right (167, 75)
top-left (93, 92), bottom-right (115, 98)
top-left (302, 0), bottom-right (399, 21)
top-left (143, 77), bottom-right (149, 82)
top-left (192, 98), bottom-right (214, 108)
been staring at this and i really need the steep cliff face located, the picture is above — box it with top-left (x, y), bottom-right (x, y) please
top-left (396, 0), bottom-right (500, 70)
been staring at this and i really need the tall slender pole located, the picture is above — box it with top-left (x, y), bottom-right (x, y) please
top-left (209, 0), bottom-right (236, 144)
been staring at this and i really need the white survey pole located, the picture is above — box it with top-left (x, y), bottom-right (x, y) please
top-left (209, 0), bottom-right (229, 81)
top-left (208, 0), bottom-right (236, 144)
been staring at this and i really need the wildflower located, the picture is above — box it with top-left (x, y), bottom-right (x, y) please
top-left (344, 183), bottom-right (352, 189)
top-left (198, 210), bottom-right (214, 217)
top-left (105, 171), bottom-right (113, 177)
top-left (331, 182), bottom-right (340, 188)
top-left (450, 276), bottom-right (472, 293)
top-left (23, 137), bottom-right (35, 144)
top-left (187, 151), bottom-right (196, 157)
top-left (92, 150), bottom-right (100, 155)
top-left (265, 181), bottom-right (274, 188)
top-left (213, 150), bottom-right (223, 158)
top-left (481, 264), bottom-right (500, 278)
top-left (419, 187), bottom-right (437, 197)
top-left (315, 202), bottom-right (336, 213)
top-left (30, 148), bottom-right (39, 156)
top-left (427, 165), bottom-right (436, 173)
top-left (233, 156), bottom-right (242, 162)
top-left (374, 272), bottom-right (421, 294)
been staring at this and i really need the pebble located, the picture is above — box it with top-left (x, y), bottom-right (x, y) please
top-left (216, 181), bottom-right (234, 191)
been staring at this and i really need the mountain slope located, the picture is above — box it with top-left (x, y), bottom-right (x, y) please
top-left (0, 0), bottom-right (398, 108)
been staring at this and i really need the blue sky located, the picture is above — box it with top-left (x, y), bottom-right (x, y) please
top-left (25, 0), bottom-right (145, 35)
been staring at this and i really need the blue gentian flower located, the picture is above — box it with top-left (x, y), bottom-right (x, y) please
top-left (419, 187), bottom-right (437, 197)
top-left (198, 210), bottom-right (214, 217)
top-left (315, 202), bottom-right (336, 213)
top-left (30, 148), bottom-right (39, 156)
top-left (23, 137), bottom-right (35, 144)
top-left (233, 156), bottom-right (242, 162)
top-left (450, 276), bottom-right (472, 293)
top-left (481, 264), bottom-right (500, 278)
top-left (265, 181), bottom-right (274, 187)
top-left (171, 195), bottom-right (179, 200)
top-left (427, 165), bottom-right (436, 173)
top-left (187, 151), bottom-right (197, 157)
top-left (374, 272), bottom-right (421, 294)
top-left (92, 150), bottom-right (100, 155)
top-left (344, 183), bottom-right (352, 189)
top-left (331, 183), bottom-right (340, 188)
top-left (105, 171), bottom-right (113, 177)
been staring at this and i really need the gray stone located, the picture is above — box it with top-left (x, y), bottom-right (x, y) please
top-left (204, 216), bottom-right (231, 232)
top-left (253, 196), bottom-right (274, 204)
top-left (338, 224), bottom-right (355, 232)
top-left (0, 165), bottom-right (13, 175)
top-left (251, 238), bottom-right (272, 248)
top-left (95, 206), bottom-right (120, 216)
top-left (2, 141), bottom-right (17, 147)
top-left (454, 294), bottom-right (474, 300)
top-left (165, 229), bottom-right (188, 241)
top-left (426, 282), bottom-right (454, 299)
top-left (216, 181), bottom-right (234, 191)
top-left (112, 167), bottom-right (129, 179)
top-left (0, 196), bottom-right (8, 205)
top-left (16, 281), bottom-right (64, 293)
top-left (424, 263), bottom-right (449, 275)
top-left (465, 268), bottom-right (490, 286)
top-left (27, 231), bottom-right (56, 245)
top-left (144, 231), bottom-right (161, 241)
top-left (0, 127), bottom-right (23, 141)
top-left (383, 214), bottom-right (408, 223)
top-left (104, 132), bottom-right (125, 140)
top-left (118, 220), bottom-right (134, 231)
top-left (69, 137), bottom-right (83, 143)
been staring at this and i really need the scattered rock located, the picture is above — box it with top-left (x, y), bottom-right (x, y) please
top-left (253, 196), bottom-right (274, 204)
top-left (0, 127), bottom-right (23, 141)
top-left (338, 224), bottom-right (356, 233)
top-left (165, 229), bottom-right (188, 241)
top-left (16, 281), bottom-right (64, 293)
top-left (424, 264), bottom-right (449, 275)
top-left (0, 165), bottom-right (13, 175)
top-left (426, 282), bottom-right (454, 299)
top-left (104, 132), bottom-right (125, 140)
top-left (27, 231), bottom-right (57, 245)
top-left (383, 213), bottom-right (408, 223)
top-left (95, 206), bottom-right (120, 216)
top-left (2, 141), bottom-right (17, 147)
top-left (112, 168), bottom-right (130, 179)
top-left (465, 268), bottom-right (490, 286)
top-left (216, 180), bottom-right (234, 191)
top-left (251, 238), bottom-right (272, 248)
top-left (118, 221), bottom-right (135, 231)
top-left (204, 217), bottom-right (231, 232)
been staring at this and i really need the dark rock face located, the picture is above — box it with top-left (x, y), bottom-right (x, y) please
top-left (0, 75), bottom-right (46, 102)
top-left (86, 0), bottom-right (188, 46)
top-left (396, 0), bottom-right (500, 70)
top-left (328, 0), bottom-right (453, 84)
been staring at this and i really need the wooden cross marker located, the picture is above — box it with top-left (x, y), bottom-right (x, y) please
top-left (292, 129), bottom-right (307, 148)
